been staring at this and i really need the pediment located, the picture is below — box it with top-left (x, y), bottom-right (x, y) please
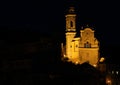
top-left (84, 28), bottom-right (94, 32)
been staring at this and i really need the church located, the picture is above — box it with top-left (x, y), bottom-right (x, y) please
top-left (61, 7), bottom-right (100, 67)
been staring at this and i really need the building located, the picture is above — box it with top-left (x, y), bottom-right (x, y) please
top-left (61, 7), bottom-right (100, 67)
top-left (105, 64), bottom-right (120, 85)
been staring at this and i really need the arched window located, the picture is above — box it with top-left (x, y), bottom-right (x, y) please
top-left (76, 45), bottom-right (78, 47)
top-left (70, 21), bottom-right (73, 27)
top-left (84, 42), bottom-right (91, 48)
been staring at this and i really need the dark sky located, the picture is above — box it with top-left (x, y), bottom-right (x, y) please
top-left (0, 0), bottom-right (120, 63)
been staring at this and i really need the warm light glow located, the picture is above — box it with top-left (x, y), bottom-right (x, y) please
top-left (100, 57), bottom-right (105, 62)
top-left (107, 80), bottom-right (111, 83)
top-left (75, 61), bottom-right (79, 65)
top-left (106, 80), bottom-right (111, 85)
top-left (93, 64), bottom-right (97, 67)
top-left (106, 77), bottom-right (112, 85)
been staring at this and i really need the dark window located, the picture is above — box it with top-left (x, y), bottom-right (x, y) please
top-left (70, 21), bottom-right (73, 27)
top-left (84, 42), bottom-right (91, 48)
top-left (76, 45), bottom-right (78, 47)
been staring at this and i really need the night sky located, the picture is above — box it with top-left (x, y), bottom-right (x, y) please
top-left (1, 0), bottom-right (120, 63)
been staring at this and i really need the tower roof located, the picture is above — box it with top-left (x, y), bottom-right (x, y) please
top-left (68, 7), bottom-right (75, 14)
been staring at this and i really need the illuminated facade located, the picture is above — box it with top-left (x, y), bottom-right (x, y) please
top-left (61, 7), bottom-right (100, 67)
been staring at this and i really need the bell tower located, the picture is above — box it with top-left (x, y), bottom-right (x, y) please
top-left (66, 7), bottom-right (76, 32)
top-left (65, 7), bottom-right (76, 59)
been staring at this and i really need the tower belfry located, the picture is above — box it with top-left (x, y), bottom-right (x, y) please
top-left (68, 7), bottom-right (75, 14)
top-left (65, 7), bottom-right (76, 32)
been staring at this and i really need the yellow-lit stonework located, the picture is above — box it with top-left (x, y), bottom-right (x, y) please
top-left (61, 7), bottom-right (100, 67)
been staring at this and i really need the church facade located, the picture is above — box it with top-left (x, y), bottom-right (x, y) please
top-left (61, 7), bottom-right (100, 67)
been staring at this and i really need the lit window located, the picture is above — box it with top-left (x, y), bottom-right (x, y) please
top-left (112, 71), bottom-right (114, 74)
top-left (116, 71), bottom-right (119, 75)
